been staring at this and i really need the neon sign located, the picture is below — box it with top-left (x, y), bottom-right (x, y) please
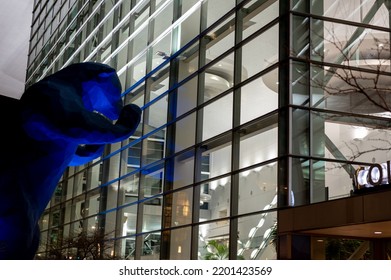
top-left (353, 161), bottom-right (391, 192)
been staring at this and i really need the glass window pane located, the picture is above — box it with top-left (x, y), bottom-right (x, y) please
top-left (241, 69), bottom-right (278, 124)
top-left (170, 226), bottom-right (191, 259)
top-left (152, 32), bottom-right (172, 69)
top-left (238, 164), bottom-right (277, 215)
top-left (205, 14), bottom-right (235, 62)
top-left (198, 219), bottom-right (230, 259)
top-left (142, 130), bottom-right (165, 166)
top-left (241, 24), bottom-right (279, 82)
top-left (178, 2), bottom-right (200, 49)
top-left (203, 0), bottom-right (235, 30)
top-left (178, 42), bottom-right (199, 82)
top-left (202, 93), bottom-right (233, 141)
top-left (126, 140), bottom-right (142, 172)
top-left (120, 172), bottom-right (140, 198)
top-left (175, 113), bottom-right (196, 153)
top-left (239, 120), bottom-right (278, 169)
top-left (292, 109), bottom-right (309, 156)
top-left (140, 232), bottom-right (161, 259)
top-left (123, 204), bottom-right (138, 237)
top-left (199, 176), bottom-right (231, 223)
top-left (242, 0), bottom-right (279, 41)
top-left (291, 61), bottom-right (310, 106)
top-left (202, 53), bottom-right (234, 102)
top-left (152, 1), bottom-right (173, 41)
top-left (311, 62), bottom-right (391, 114)
top-left (304, 0), bottom-right (390, 28)
top-left (237, 212), bottom-right (277, 260)
top-left (318, 112), bottom-right (391, 161)
top-left (291, 158), bottom-right (310, 206)
top-left (170, 188), bottom-right (193, 227)
top-left (177, 76), bottom-right (198, 117)
top-left (200, 134), bottom-right (232, 181)
top-left (85, 189), bottom-right (100, 217)
top-left (142, 165), bottom-right (164, 196)
top-left (142, 198), bottom-right (162, 232)
top-left (173, 150), bottom-right (195, 189)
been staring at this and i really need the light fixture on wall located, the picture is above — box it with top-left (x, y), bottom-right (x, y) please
top-left (200, 192), bottom-right (211, 205)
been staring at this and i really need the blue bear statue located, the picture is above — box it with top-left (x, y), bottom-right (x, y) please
top-left (0, 62), bottom-right (141, 259)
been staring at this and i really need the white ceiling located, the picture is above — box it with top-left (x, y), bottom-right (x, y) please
top-left (0, 1), bottom-right (34, 99)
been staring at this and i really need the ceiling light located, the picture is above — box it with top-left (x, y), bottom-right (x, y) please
top-left (374, 231), bottom-right (382, 235)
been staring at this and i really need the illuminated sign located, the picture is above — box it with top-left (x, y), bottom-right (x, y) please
top-left (353, 161), bottom-right (391, 192)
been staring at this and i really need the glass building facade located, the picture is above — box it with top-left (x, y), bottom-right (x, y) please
top-left (28, 0), bottom-right (391, 259)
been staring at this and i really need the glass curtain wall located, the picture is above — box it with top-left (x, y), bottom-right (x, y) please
top-left (276, 0), bottom-right (391, 260)
top-left (279, 0), bottom-right (391, 208)
top-left (31, 0), bottom-right (279, 260)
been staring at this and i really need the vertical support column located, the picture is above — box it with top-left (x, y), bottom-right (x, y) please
top-left (277, 0), bottom-right (292, 208)
top-left (277, 0), bottom-right (292, 260)
top-left (278, 233), bottom-right (311, 260)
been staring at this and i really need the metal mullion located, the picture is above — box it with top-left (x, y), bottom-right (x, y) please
top-left (190, 0), bottom-right (208, 260)
top-left (134, 1), bottom-right (156, 259)
top-left (227, 0), bottom-right (244, 260)
top-left (160, 0), bottom-right (182, 260)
